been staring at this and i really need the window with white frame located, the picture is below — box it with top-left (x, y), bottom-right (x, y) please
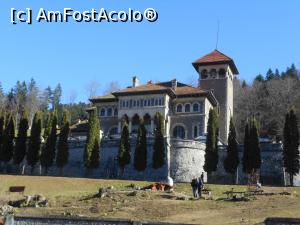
top-left (173, 125), bottom-right (186, 139)
top-left (193, 103), bottom-right (199, 112)
top-left (176, 104), bottom-right (183, 113)
top-left (107, 108), bottom-right (112, 117)
top-left (100, 108), bottom-right (106, 117)
top-left (185, 104), bottom-right (191, 112)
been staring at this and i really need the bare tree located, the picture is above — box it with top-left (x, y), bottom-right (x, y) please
top-left (69, 90), bottom-right (78, 104)
top-left (103, 81), bottom-right (121, 95)
top-left (85, 81), bottom-right (101, 99)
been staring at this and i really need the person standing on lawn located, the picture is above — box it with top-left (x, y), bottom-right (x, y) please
top-left (198, 176), bottom-right (204, 198)
top-left (200, 172), bottom-right (204, 183)
top-left (191, 177), bottom-right (199, 198)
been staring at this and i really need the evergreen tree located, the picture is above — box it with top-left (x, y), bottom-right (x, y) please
top-left (266, 68), bottom-right (275, 80)
top-left (242, 121), bottom-right (250, 173)
top-left (0, 112), bottom-right (5, 155)
top-left (223, 117), bottom-right (239, 183)
top-left (249, 118), bottom-right (261, 172)
top-left (286, 64), bottom-right (298, 79)
top-left (152, 112), bottom-right (166, 169)
top-left (84, 108), bottom-right (100, 172)
top-left (254, 74), bottom-right (264, 82)
top-left (204, 108), bottom-right (219, 174)
top-left (40, 111), bottom-right (57, 174)
top-left (27, 111), bottom-right (43, 173)
top-left (118, 121), bottom-right (131, 175)
top-left (13, 111), bottom-right (29, 167)
top-left (242, 117), bottom-right (261, 181)
top-left (56, 110), bottom-right (70, 174)
top-left (0, 114), bottom-right (15, 168)
top-left (283, 109), bottom-right (300, 186)
top-left (274, 69), bottom-right (281, 79)
top-left (134, 119), bottom-right (147, 171)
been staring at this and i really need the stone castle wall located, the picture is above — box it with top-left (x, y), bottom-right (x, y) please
top-left (209, 143), bottom-right (285, 185)
top-left (2, 139), bottom-right (299, 186)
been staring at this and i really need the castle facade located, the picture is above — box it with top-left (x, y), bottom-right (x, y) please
top-left (90, 50), bottom-right (237, 144)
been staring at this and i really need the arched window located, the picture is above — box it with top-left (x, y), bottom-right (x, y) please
top-left (176, 104), bottom-right (183, 113)
top-left (210, 69), bottom-right (217, 79)
top-left (144, 114), bottom-right (151, 133)
top-left (131, 114), bottom-right (140, 134)
top-left (193, 103), bottom-right (199, 112)
top-left (155, 99), bottom-right (158, 106)
top-left (133, 100), bottom-right (136, 107)
top-left (107, 108), bottom-right (112, 117)
top-left (173, 125), bottom-right (186, 139)
top-left (114, 108), bottom-right (118, 116)
top-left (185, 104), bottom-right (191, 113)
top-left (193, 126), bottom-right (198, 138)
top-left (201, 69), bottom-right (208, 79)
top-left (219, 68), bottom-right (226, 78)
top-left (100, 108), bottom-right (106, 117)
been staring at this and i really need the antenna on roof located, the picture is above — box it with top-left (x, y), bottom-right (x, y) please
top-left (215, 20), bottom-right (220, 50)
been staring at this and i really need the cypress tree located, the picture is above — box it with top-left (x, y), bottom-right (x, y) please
top-left (84, 108), bottom-right (100, 172)
top-left (27, 111), bottom-right (43, 174)
top-left (0, 112), bottom-right (5, 157)
top-left (204, 108), bottom-right (219, 174)
top-left (223, 117), bottom-right (239, 183)
top-left (40, 111), bottom-right (57, 174)
top-left (0, 114), bottom-right (15, 168)
top-left (283, 109), bottom-right (300, 186)
top-left (56, 110), bottom-right (70, 175)
top-left (249, 118), bottom-right (261, 172)
top-left (134, 119), bottom-right (147, 171)
top-left (242, 121), bottom-right (250, 173)
top-left (242, 117), bottom-right (261, 182)
top-left (152, 112), bottom-right (165, 169)
top-left (13, 111), bottom-right (29, 167)
top-left (118, 121), bottom-right (131, 175)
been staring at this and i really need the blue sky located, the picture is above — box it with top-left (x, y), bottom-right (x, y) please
top-left (0, 1), bottom-right (299, 103)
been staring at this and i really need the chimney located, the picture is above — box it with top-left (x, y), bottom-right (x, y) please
top-left (171, 79), bottom-right (177, 90)
top-left (132, 76), bottom-right (139, 87)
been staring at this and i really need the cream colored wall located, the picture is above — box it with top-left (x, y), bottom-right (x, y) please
top-left (204, 98), bottom-right (214, 133)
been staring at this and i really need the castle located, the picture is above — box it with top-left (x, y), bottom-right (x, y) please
top-left (22, 49), bottom-right (297, 185)
top-left (90, 49), bottom-right (236, 144)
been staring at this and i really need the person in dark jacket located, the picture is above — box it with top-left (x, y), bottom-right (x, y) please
top-left (198, 176), bottom-right (204, 198)
top-left (200, 172), bottom-right (205, 183)
top-left (191, 177), bottom-right (199, 198)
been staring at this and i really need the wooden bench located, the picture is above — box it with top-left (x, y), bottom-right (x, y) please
top-left (8, 186), bottom-right (25, 195)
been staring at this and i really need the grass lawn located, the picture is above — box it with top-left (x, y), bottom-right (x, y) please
top-left (0, 175), bottom-right (300, 225)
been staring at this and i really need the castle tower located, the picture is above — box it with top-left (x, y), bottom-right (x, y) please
top-left (192, 50), bottom-right (239, 144)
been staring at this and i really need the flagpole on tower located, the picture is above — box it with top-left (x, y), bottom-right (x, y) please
top-left (215, 20), bottom-right (220, 50)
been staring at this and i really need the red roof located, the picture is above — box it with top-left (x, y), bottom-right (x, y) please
top-left (192, 50), bottom-right (239, 74)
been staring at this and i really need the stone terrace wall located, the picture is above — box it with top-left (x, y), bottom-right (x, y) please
top-left (209, 143), bottom-right (285, 185)
top-left (19, 138), bottom-right (169, 182)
